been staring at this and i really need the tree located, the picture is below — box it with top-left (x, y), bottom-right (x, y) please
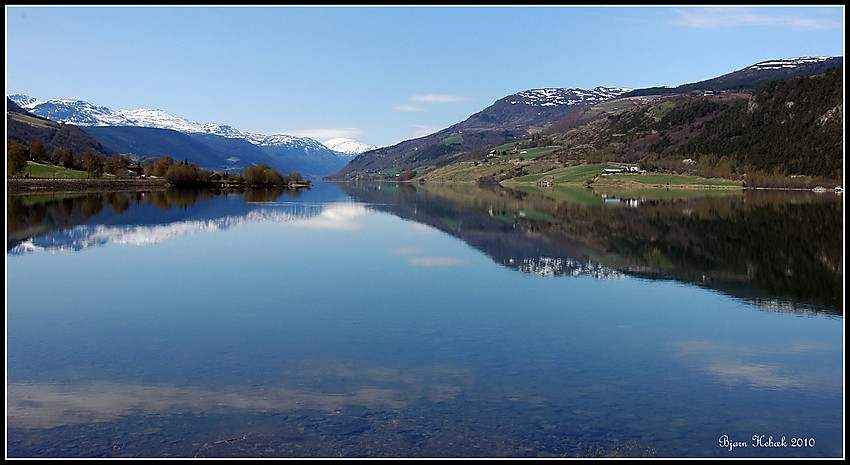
top-left (164, 162), bottom-right (206, 185)
top-left (7, 140), bottom-right (29, 176)
top-left (153, 156), bottom-right (175, 177)
top-left (62, 149), bottom-right (77, 169)
top-left (51, 148), bottom-right (64, 165)
top-left (29, 141), bottom-right (47, 163)
top-left (106, 154), bottom-right (130, 177)
top-left (141, 160), bottom-right (155, 177)
top-left (243, 163), bottom-right (286, 185)
top-left (82, 151), bottom-right (104, 178)
top-left (285, 172), bottom-right (304, 184)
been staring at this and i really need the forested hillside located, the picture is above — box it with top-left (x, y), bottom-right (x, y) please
top-left (7, 98), bottom-right (115, 160)
top-left (677, 66), bottom-right (842, 179)
top-left (540, 66), bottom-right (842, 183)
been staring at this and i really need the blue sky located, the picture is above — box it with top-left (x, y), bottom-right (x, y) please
top-left (5, 5), bottom-right (845, 148)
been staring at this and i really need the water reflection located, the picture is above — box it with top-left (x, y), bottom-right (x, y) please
top-left (7, 187), bottom-right (325, 254)
top-left (8, 182), bottom-right (843, 314)
top-left (6, 182), bottom-right (844, 458)
top-left (337, 182), bottom-right (843, 314)
top-left (673, 339), bottom-right (842, 390)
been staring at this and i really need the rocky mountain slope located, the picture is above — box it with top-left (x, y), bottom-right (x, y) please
top-left (420, 64), bottom-right (842, 186)
top-left (330, 56), bottom-right (843, 182)
top-left (328, 87), bottom-right (631, 180)
top-left (6, 97), bottom-right (115, 160)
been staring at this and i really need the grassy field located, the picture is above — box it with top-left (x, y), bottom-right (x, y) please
top-left (507, 146), bottom-right (561, 160)
top-left (596, 173), bottom-right (742, 188)
top-left (508, 164), bottom-right (620, 184)
top-left (488, 142), bottom-right (561, 160)
top-left (10, 113), bottom-right (59, 129)
top-left (20, 162), bottom-right (111, 179)
top-left (441, 133), bottom-right (463, 146)
top-left (492, 141), bottom-right (520, 152)
top-left (506, 163), bottom-right (742, 189)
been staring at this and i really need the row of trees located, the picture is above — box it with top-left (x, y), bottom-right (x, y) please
top-left (139, 157), bottom-right (307, 187)
top-left (7, 140), bottom-right (308, 187)
top-left (7, 140), bottom-right (131, 178)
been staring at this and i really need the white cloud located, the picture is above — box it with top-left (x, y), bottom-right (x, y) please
top-left (410, 93), bottom-right (473, 103)
top-left (411, 223), bottom-right (441, 235)
top-left (673, 339), bottom-right (841, 390)
top-left (671, 7), bottom-right (841, 30)
top-left (291, 203), bottom-right (369, 230)
top-left (411, 124), bottom-right (441, 138)
top-left (392, 104), bottom-right (427, 112)
top-left (392, 247), bottom-right (424, 255)
top-left (286, 127), bottom-right (367, 139)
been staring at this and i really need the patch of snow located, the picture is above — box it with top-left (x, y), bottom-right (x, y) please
top-left (509, 86), bottom-right (631, 107)
top-left (322, 138), bottom-right (377, 156)
top-left (748, 56), bottom-right (833, 71)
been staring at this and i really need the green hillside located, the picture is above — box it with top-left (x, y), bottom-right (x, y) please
top-left (418, 65), bottom-right (842, 188)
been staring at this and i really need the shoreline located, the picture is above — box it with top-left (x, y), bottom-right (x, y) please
top-left (7, 178), bottom-right (314, 194)
top-left (7, 178), bottom-right (170, 194)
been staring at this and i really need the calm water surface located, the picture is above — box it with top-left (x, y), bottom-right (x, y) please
top-left (6, 182), bottom-right (844, 458)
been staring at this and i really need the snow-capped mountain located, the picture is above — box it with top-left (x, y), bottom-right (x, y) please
top-left (7, 93), bottom-right (375, 154)
top-left (331, 85), bottom-right (633, 179)
top-left (7, 93), bottom-right (372, 176)
top-left (322, 138), bottom-right (378, 156)
top-left (747, 56), bottom-right (834, 71)
top-left (507, 86), bottom-right (632, 107)
top-left (8, 94), bottom-right (310, 146)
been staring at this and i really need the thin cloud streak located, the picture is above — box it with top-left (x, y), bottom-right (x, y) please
top-left (410, 93), bottom-right (473, 103)
top-left (392, 104), bottom-right (427, 112)
top-left (411, 125), bottom-right (441, 138)
top-left (671, 7), bottom-right (841, 30)
top-left (392, 247), bottom-right (424, 255)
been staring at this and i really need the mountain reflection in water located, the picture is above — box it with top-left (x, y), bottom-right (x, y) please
top-left (7, 181), bottom-right (843, 315)
top-left (336, 182), bottom-right (843, 315)
top-left (7, 187), bottom-right (328, 254)
top-left (5, 181), bottom-right (845, 458)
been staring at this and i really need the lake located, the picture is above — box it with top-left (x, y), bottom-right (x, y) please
top-left (6, 181), bottom-right (844, 458)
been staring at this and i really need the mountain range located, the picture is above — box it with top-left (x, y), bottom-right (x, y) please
top-left (7, 94), bottom-right (372, 178)
top-left (328, 86), bottom-right (632, 180)
top-left (329, 56), bottom-right (843, 181)
top-left (7, 55), bottom-right (842, 182)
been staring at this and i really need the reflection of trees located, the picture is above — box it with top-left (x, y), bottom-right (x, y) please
top-left (339, 182), bottom-right (843, 313)
top-left (80, 195), bottom-right (104, 219)
top-left (9, 189), bottom-right (222, 250)
top-left (7, 186), bottom-right (313, 252)
top-left (7, 197), bottom-right (27, 230)
top-left (151, 188), bottom-right (219, 210)
top-left (105, 192), bottom-right (131, 215)
top-left (243, 187), bottom-right (285, 203)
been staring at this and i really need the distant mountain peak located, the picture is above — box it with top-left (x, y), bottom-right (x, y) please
top-left (7, 93), bottom-right (356, 177)
top-left (322, 138), bottom-right (377, 156)
top-left (8, 93), bottom-right (40, 107)
top-left (7, 94), bottom-right (330, 149)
